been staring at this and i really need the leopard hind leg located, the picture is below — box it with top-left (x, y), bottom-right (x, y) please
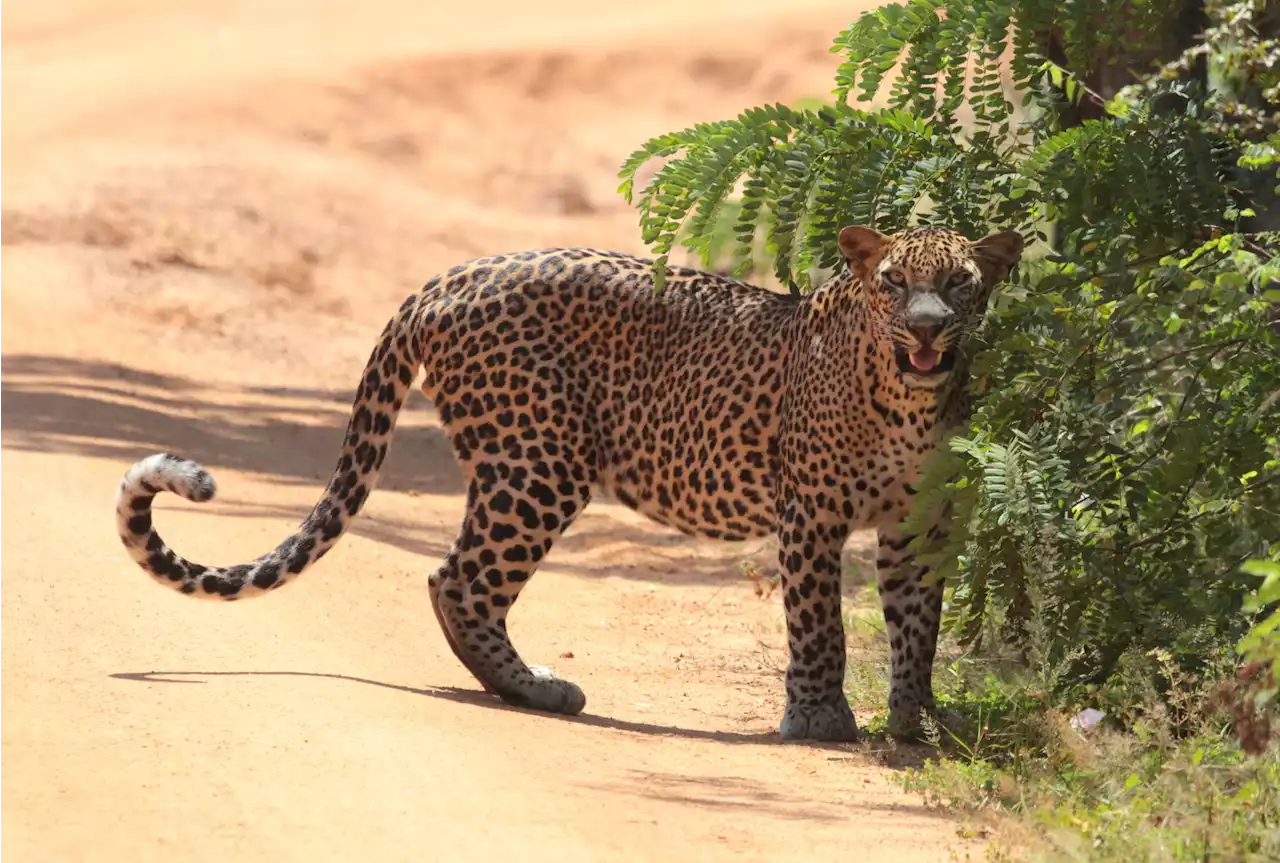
top-left (429, 548), bottom-right (497, 694)
top-left (430, 459), bottom-right (591, 714)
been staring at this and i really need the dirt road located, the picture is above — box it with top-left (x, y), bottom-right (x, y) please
top-left (2, 2), bottom-right (975, 860)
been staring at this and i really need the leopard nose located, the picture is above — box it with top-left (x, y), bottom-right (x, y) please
top-left (905, 293), bottom-right (954, 341)
top-left (910, 324), bottom-right (944, 346)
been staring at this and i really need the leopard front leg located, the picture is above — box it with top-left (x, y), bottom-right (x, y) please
top-left (876, 521), bottom-right (946, 738)
top-left (776, 494), bottom-right (857, 742)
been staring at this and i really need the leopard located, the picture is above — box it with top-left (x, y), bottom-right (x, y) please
top-left (114, 224), bottom-right (1023, 741)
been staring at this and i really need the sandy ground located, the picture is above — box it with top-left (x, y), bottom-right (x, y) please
top-left (2, 2), bottom-right (979, 860)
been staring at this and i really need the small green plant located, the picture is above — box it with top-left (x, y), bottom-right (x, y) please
top-left (901, 665), bottom-right (1280, 862)
top-left (842, 593), bottom-right (892, 714)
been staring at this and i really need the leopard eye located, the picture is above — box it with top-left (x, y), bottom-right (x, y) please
top-left (881, 269), bottom-right (907, 290)
top-left (946, 271), bottom-right (973, 289)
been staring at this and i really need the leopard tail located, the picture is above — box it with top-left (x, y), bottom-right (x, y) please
top-left (113, 296), bottom-right (424, 600)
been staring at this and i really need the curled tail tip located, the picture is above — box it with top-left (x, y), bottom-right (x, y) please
top-left (120, 453), bottom-right (217, 503)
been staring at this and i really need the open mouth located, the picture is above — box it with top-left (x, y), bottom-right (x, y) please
top-left (894, 345), bottom-right (956, 378)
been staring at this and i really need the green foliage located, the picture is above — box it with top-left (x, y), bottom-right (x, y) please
top-left (932, 232), bottom-right (1280, 694)
top-left (618, 104), bottom-right (1006, 293)
top-left (619, 0), bottom-right (1280, 725)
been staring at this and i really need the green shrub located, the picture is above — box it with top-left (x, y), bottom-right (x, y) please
top-left (618, 0), bottom-right (1280, 713)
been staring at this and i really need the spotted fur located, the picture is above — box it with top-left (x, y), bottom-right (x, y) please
top-left (115, 225), bottom-right (1022, 740)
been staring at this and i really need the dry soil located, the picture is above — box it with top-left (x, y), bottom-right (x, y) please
top-left (2, 2), bottom-right (978, 860)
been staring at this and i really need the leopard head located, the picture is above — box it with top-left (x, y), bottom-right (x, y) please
top-left (838, 225), bottom-right (1023, 390)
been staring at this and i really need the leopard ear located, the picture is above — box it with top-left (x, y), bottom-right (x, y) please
top-left (970, 230), bottom-right (1024, 285)
top-left (838, 226), bottom-right (891, 279)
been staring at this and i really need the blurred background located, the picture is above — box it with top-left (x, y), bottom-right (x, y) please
top-left (3, 0), bottom-right (867, 373)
